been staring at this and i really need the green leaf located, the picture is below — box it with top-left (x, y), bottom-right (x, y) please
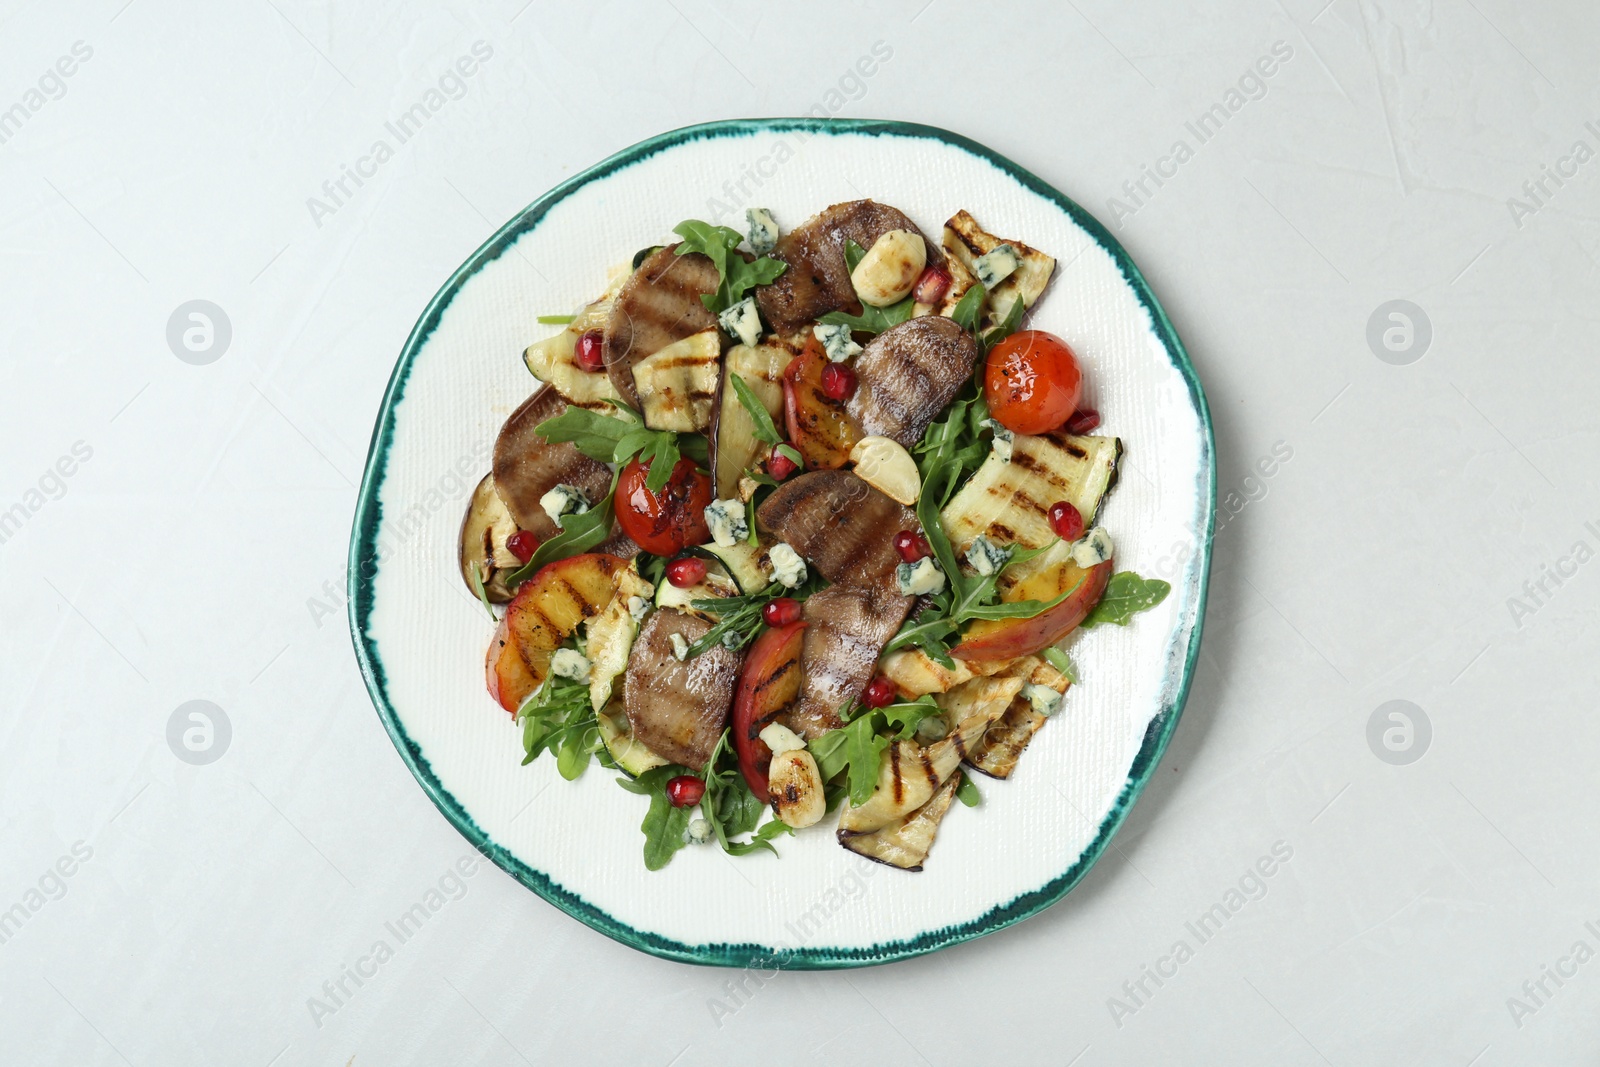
top-left (697, 729), bottom-right (795, 858)
top-left (980, 291), bottom-right (1027, 353)
top-left (536, 407), bottom-right (637, 463)
top-left (844, 238), bottom-right (867, 274)
top-left (729, 373), bottom-right (782, 446)
top-left (774, 443), bottom-right (803, 466)
top-left (949, 283), bottom-right (986, 332)
top-left (503, 472), bottom-right (619, 588)
top-left (955, 772), bottom-right (981, 807)
top-left (643, 432), bottom-right (682, 494)
top-left (515, 674), bottom-right (601, 778)
top-left (467, 562), bottom-right (496, 621)
top-left (818, 295), bottom-right (914, 335)
top-left (685, 582), bottom-right (784, 657)
top-left (536, 313), bottom-right (575, 325)
top-left (672, 219), bottom-right (787, 314)
top-left (812, 698), bottom-right (941, 806)
top-left (1042, 647), bottom-right (1080, 684)
top-left (1079, 571), bottom-right (1172, 629)
top-left (618, 765), bottom-right (696, 870)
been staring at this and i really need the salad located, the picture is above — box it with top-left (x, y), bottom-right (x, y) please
top-left (459, 200), bottom-right (1170, 871)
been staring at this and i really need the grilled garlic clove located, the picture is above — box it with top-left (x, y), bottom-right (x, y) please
top-left (849, 435), bottom-right (921, 506)
top-left (768, 750), bottom-right (826, 828)
top-left (850, 229), bottom-right (927, 307)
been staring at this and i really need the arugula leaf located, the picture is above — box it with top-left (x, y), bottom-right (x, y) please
top-left (949, 283), bottom-right (986, 332)
top-left (672, 220), bottom-right (787, 314)
top-left (811, 697), bottom-right (940, 805)
top-left (1079, 572), bottom-right (1172, 629)
top-left (686, 582), bottom-right (784, 657)
top-left (818, 296), bottom-right (914, 335)
top-left (844, 238), bottom-right (868, 274)
top-left (617, 764), bottom-right (696, 870)
top-left (1042, 646), bottom-right (1080, 684)
top-left (503, 471), bottom-right (619, 588)
top-left (955, 772), bottom-right (981, 807)
top-left (516, 674), bottom-right (602, 779)
top-left (729, 373), bottom-right (782, 446)
top-left (698, 729), bottom-right (795, 858)
top-left (536, 313), bottom-right (576, 325)
top-left (467, 562), bottom-right (496, 620)
top-left (536, 406), bottom-right (640, 463)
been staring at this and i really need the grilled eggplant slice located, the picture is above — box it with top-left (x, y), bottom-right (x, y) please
top-left (630, 327), bottom-right (720, 433)
top-left (711, 336), bottom-right (801, 499)
top-left (459, 473), bottom-right (521, 603)
top-left (624, 609), bottom-right (739, 770)
top-left (491, 386), bottom-right (617, 536)
top-left (605, 243), bottom-right (720, 410)
top-left (784, 585), bottom-right (912, 739)
top-left (844, 316), bottom-right (979, 448)
top-left (839, 771), bottom-right (962, 871)
top-left (964, 656), bottom-right (1070, 779)
top-left (941, 210), bottom-right (1056, 327)
top-left (756, 200), bottom-right (943, 334)
top-left (941, 432), bottom-right (1121, 557)
top-left (756, 470), bottom-right (911, 593)
top-left (837, 675), bottom-right (1022, 835)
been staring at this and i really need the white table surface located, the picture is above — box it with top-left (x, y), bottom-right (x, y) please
top-left (3, 1), bottom-right (1597, 1064)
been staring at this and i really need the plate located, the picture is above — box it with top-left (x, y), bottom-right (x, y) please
top-left (349, 119), bottom-right (1214, 969)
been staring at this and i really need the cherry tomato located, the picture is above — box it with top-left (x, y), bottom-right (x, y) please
top-left (615, 457), bottom-right (712, 556)
top-left (666, 775), bottom-right (705, 807)
top-left (506, 530), bottom-right (539, 563)
top-left (984, 330), bottom-right (1083, 436)
top-left (666, 557), bottom-right (707, 588)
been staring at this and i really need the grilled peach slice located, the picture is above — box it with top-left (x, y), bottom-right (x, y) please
top-left (782, 342), bottom-right (859, 471)
top-left (486, 553), bottom-right (628, 713)
top-left (952, 556), bottom-right (1112, 662)
top-left (731, 621), bottom-right (807, 796)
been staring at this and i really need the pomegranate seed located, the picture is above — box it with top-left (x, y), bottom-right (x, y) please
top-left (913, 266), bottom-right (952, 305)
top-left (1063, 407), bottom-right (1101, 434)
top-left (666, 775), bottom-right (705, 807)
top-left (506, 530), bottom-right (539, 562)
top-left (767, 449), bottom-right (799, 481)
top-left (1048, 501), bottom-right (1084, 542)
top-left (666, 557), bottom-right (707, 588)
top-left (893, 530), bottom-right (927, 563)
top-left (821, 362), bottom-right (857, 401)
top-left (762, 597), bottom-right (801, 627)
top-left (574, 330), bottom-right (605, 373)
top-left (862, 676), bottom-right (897, 709)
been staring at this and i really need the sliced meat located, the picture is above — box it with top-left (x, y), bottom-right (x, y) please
top-left (756, 470), bottom-right (910, 593)
top-left (491, 386), bottom-right (615, 537)
top-left (783, 586), bottom-right (912, 738)
top-left (845, 316), bottom-right (979, 447)
top-left (604, 244), bottom-right (720, 409)
top-left (756, 200), bottom-right (943, 334)
top-left (624, 610), bottom-right (739, 769)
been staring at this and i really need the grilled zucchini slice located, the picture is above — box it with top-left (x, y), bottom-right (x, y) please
top-left (522, 269), bottom-right (630, 413)
top-left (964, 656), bottom-right (1070, 779)
top-left (701, 539), bottom-right (772, 594)
top-left (711, 336), bottom-right (800, 499)
top-left (941, 210), bottom-right (1056, 327)
top-left (631, 328), bottom-right (721, 432)
top-left (598, 703), bottom-right (669, 777)
top-left (942, 432), bottom-right (1121, 555)
top-left (654, 559), bottom-right (740, 619)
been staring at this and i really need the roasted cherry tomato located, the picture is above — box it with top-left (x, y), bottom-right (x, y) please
top-left (984, 330), bottom-right (1083, 436)
top-left (615, 457), bottom-right (712, 556)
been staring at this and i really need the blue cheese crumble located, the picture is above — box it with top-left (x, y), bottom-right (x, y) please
top-left (769, 542), bottom-right (807, 588)
top-left (1070, 526), bottom-right (1114, 568)
top-left (813, 322), bottom-right (862, 362)
top-left (746, 208), bottom-right (778, 255)
top-left (626, 595), bottom-right (651, 622)
top-left (981, 418), bottom-right (1014, 462)
top-left (668, 632), bottom-right (689, 661)
top-left (717, 295), bottom-right (763, 348)
top-left (965, 535), bottom-right (1011, 577)
top-left (686, 817), bottom-right (714, 844)
top-left (973, 244), bottom-right (1020, 288)
top-left (549, 648), bottom-right (591, 682)
top-left (1021, 683), bottom-right (1063, 717)
top-left (539, 483), bottom-right (589, 528)
top-left (703, 498), bottom-right (749, 548)
top-left (896, 557), bottom-right (946, 597)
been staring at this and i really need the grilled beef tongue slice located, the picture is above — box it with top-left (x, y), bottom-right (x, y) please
top-left (604, 243), bottom-right (721, 410)
top-left (624, 610), bottom-right (739, 770)
top-left (755, 470), bottom-right (911, 592)
top-left (783, 585), bottom-right (912, 739)
top-left (492, 386), bottom-right (615, 538)
top-left (756, 200), bottom-right (943, 335)
top-left (845, 316), bottom-right (979, 447)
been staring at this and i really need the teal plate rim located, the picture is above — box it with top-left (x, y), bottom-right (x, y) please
top-left (348, 117), bottom-right (1215, 970)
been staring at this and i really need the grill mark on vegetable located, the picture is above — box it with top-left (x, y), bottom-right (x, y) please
top-left (889, 743), bottom-right (904, 805)
top-left (845, 317), bottom-right (977, 447)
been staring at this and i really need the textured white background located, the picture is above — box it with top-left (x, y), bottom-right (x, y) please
top-left (1, 1), bottom-right (1596, 1065)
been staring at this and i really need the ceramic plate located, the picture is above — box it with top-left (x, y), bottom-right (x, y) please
top-left (349, 119), bottom-right (1213, 969)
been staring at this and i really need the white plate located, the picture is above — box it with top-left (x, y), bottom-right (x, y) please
top-left (349, 119), bottom-right (1214, 968)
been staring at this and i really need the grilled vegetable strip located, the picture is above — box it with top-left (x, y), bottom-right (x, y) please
top-left (838, 771), bottom-right (962, 871)
top-left (964, 656), bottom-right (1069, 779)
top-left (491, 386), bottom-right (616, 537)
